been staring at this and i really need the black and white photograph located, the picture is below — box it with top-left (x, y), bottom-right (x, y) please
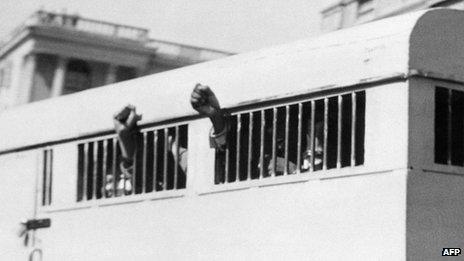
top-left (0, 0), bottom-right (463, 260)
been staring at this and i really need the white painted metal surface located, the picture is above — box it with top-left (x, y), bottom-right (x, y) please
top-left (2, 9), bottom-right (460, 152)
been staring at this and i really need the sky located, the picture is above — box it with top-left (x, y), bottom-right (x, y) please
top-left (0, 0), bottom-right (338, 53)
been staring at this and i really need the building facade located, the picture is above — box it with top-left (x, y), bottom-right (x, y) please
top-left (321, 0), bottom-right (464, 32)
top-left (0, 10), bottom-right (233, 111)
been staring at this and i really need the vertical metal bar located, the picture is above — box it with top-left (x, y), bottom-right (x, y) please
top-left (142, 132), bottom-right (147, 193)
top-left (271, 107), bottom-right (277, 176)
top-left (323, 98), bottom-right (328, 171)
top-left (48, 149), bottom-right (53, 205)
top-left (83, 143), bottom-right (88, 201)
top-left (92, 141), bottom-right (98, 199)
top-left (284, 105), bottom-right (290, 175)
top-left (112, 138), bottom-right (117, 197)
top-left (132, 142), bottom-right (137, 195)
top-left (41, 150), bottom-right (46, 206)
top-left (225, 141), bottom-right (230, 183)
top-left (259, 110), bottom-right (265, 178)
top-left (163, 129), bottom-right (168, 190)
top-left (247, 112), bottom-right (253, 180)
top-left (236, 114), bottom-right (241, 181)
top-left (310, 100), bottom-right (315, 172)
top-left (174, 126), bottom-right (179, 189)
top-left (297, 103), bottom-right (303, 173)
top-left (337, 96), bottom-right (343, 169)
top-left (447, 89), bottom-right (453, 165)
top-left (153, 130), bottom-right (158, 191)
top-left (44, 150), bottom-right (48, 205)
top-left (102, 140), bottom-right (108, 198)
top-left (42, 150), bottom-right (48, 206)
top-left (351, 92), bottom-right (357, 167)
top-left (49, 149), bottom-right (53, 205)
top-left (46, 149), bottom-right (51, 205)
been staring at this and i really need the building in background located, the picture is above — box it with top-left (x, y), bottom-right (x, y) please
top-left (0, 10), bottom-right (233, 110)
top-left (320, 0), bottom-right (463, 32)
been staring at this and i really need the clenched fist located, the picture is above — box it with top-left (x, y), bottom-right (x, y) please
top-left (190, 84), bottom-right (226, 134)
top-left (190, 83), bottom-right (221, 117)
top-left (113, 105), bottom-right (142, 162)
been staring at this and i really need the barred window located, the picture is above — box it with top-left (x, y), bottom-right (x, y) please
top-left (215, 91), bottom-right (365, 184)
top-left (435, 87), bottom-right (464, 165)
top-left (42, 149), bottom-right (53, 206)
top-left (77, 124), bottom-right (188, 202)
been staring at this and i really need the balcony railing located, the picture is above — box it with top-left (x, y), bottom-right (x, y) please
top-left (147, 38), bottom-right (234, 63)
top-left (5, 10), bottom-right (149, 44)
top-left (0, 10), bottom-right (234, 62)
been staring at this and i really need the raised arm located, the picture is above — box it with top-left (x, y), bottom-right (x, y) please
top-left (190, 83), bottom-right (226, 135)
top-left (113, 105), bottom-right (142, 167)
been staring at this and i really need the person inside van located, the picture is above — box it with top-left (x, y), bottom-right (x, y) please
top-left (107, 105), bottom-right (187, 196)
top-left (190, 83), bottom-right (323, 178)
top-left (108, 83), bottom-right (323, 194)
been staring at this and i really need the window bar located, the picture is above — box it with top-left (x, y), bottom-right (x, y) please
top-left (225, 140), bottom-right (230, 183)
top-left (48, 149), bottom-right (52, 204)
top-left (323, 98), bottom-right (329, 171)
top-left (142, 132), bottom-right (147, 193)
top-left (351, 92), bottom-right (357, 167)
top-left (271, 107), bottom-right (277, 176)
top-left (112, 138), bottom-right (117, 197)
top-left (284, 105), bottom-right (290, 175)
top-left (102, 140), bottom-right (108, 198)
top-left (337, 96), bottom-right (342, 169)
top-left (42, 150), bottom-right (49, 206)
top-left (42, 150), bottom-right (47, 205)
top-left (259, 110), bottom-right (265, 178)
top-left (447, 89), bottom-right (452, 165)
top-left (83, 143), bottom-right (88, 201)
top-left (153, 130), bottom-right (158, 191)
top-left (92, 141), bottom-right (98, 199)
top-left (236, 114), bottom-right (241, 181)
top-left (46, 150), bottom-right (51, 205)
top-left (310, 100), bottom-right (315, 172)
top-left (163, 129), bottom-right (168, 190)
top-left (174, 126), bottom-right (179, 189)
top-left (131, 143), bottom-right (137, 195)
top-left (247, 112), bottom-right (253, 180)
top-left (297, 103), bottom-right (303, 173)
top-left (48, 149), bottom-right (53, 205)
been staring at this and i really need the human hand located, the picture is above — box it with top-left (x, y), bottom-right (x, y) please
top-left (113, 105), bottom-right (142, 160)
top-left (190, 83), bottom-right (222, 117)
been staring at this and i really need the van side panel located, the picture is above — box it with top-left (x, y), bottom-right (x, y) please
top-left (0, 151), bottom-right (38, 260)
top-left (406, 170), bottom-right (464, 261)
top-left (38, 170), bottom-right (407, 260)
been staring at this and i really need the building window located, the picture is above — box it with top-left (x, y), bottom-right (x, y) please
top-left (42, 149), bottom-right (53, 206)
top-left (357, 0), bottom-right (374, 17)
top-left (435, 87), bottom-right (464, 165)
top-left (116, 66), bottom-right (137, 82)
top-left (214, 91), bottom-right (366, 184)
top-left (0, 62), bottom-right (12, 90)
top-left (64, 59), bottom-right (91, 94)
top-left (77, 124), bottom-right (188, 202)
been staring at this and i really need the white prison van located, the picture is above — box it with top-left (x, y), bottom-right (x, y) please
top-left (1, 8), bottom-right (463, 261)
